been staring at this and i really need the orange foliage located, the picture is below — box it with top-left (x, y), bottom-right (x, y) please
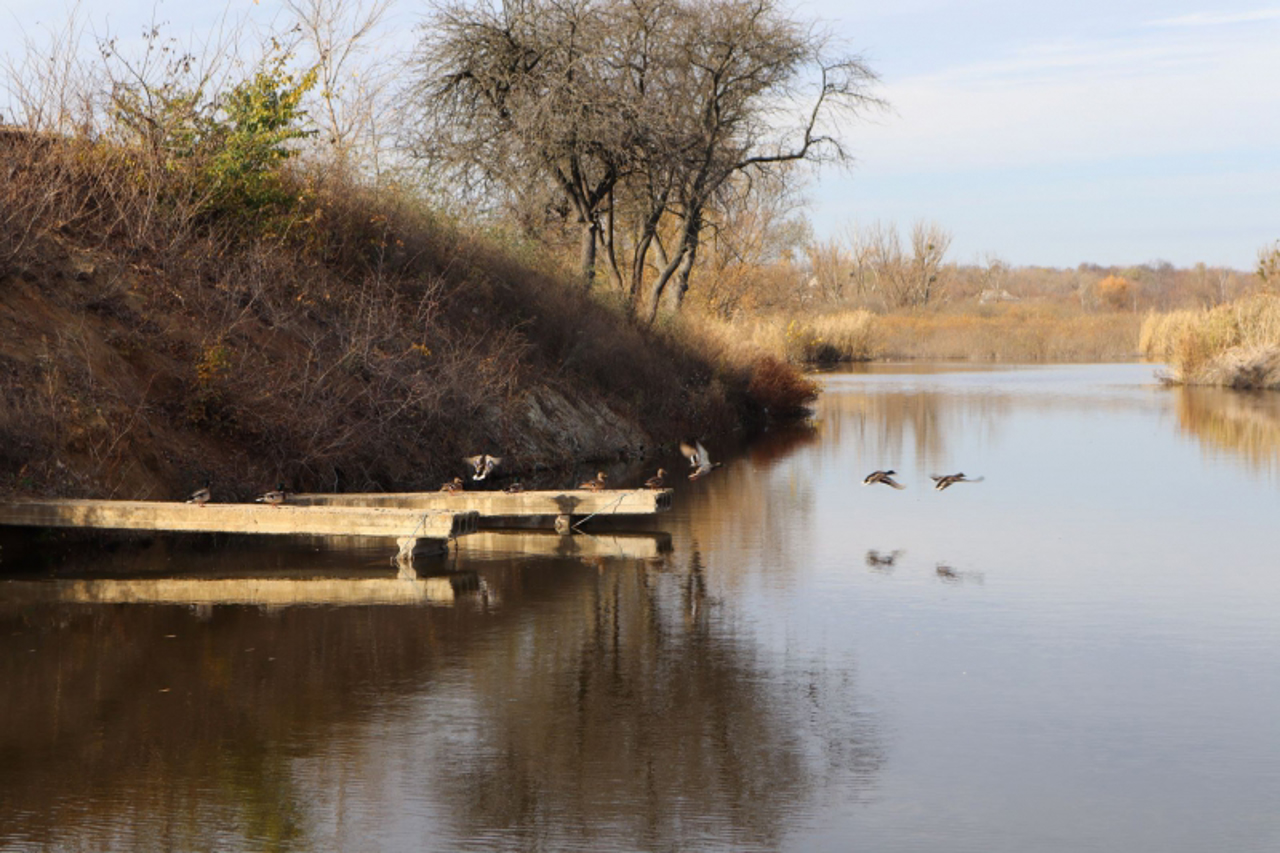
top-left (1097, 275), bottom-right (1134, 310)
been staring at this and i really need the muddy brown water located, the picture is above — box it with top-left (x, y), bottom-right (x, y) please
top-left (3, 363), bottom-right (1279, 852)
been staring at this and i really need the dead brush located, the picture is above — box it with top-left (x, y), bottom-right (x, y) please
top-left (747, 355), bottom-right (820, 417)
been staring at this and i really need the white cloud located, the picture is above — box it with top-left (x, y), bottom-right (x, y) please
top-left (1148, 8), bottom-right (1280, 27)
top-left (849, 20), bottom-right (1280, 174)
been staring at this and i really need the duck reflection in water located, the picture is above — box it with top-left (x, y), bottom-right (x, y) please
top-left (935, 563), bottom-right (984, 584)
top-left (865, 549), bottom-right (903, 570)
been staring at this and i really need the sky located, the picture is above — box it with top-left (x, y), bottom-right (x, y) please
top-left (2, 0), bottom-right (1278, 270)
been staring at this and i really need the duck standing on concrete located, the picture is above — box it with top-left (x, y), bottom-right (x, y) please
top-left (464, 454), bottom-right (502, 481)
top-left (679, 441), bottom-right (721, 480)
top-left (186, 481), bottom-right (212, 506)
top-left (255, 483), bottom-right (288, 507)
top-left (644, 468), bottom-right (666, 489)
top-left (503, 480), bottom-right (525, 494)
top-left (931, 473), bottom-right (984, 491)
top-left (440, 477), bottom-right (465, 494)
top-left (862, 470), bottom-right (905, 489)
top-left (578, 471), bottom-right (607, 491)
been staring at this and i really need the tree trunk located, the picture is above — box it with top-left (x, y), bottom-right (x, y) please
top-left (670, 231), bottom-right (699, 312)
top-left (602, 191), bottom-right (625, 292)
top-left (579, 218), bottom-right (598, 289)
top-left (630, 231), bottom-right (654, 303)
top-left (628, 188), bottom-right (671, 302)
top-left (643, 226), bottom-right (693, 324)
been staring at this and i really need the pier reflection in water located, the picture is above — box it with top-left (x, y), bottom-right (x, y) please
top-left (4, 363), bottom-right (1280, 852)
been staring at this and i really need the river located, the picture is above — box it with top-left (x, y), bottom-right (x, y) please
top-left (3, 363), bottom-right (1279, 852)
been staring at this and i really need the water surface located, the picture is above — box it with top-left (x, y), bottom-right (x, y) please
top-left (3, 363), bottom-right (1279, 852)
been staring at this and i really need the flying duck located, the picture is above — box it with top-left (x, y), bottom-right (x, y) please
top-left (862, 470), bottom-right (905, 489)
top-left (679, 441), bottom-right (721, 480)
top-left (931, 473), bottom-right (984, 491)
top-left (644, 468), bottom-right (667, 489)
top-left (463, 454), bottom-right (502, 481)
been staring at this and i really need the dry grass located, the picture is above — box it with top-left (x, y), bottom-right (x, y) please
top-left (0, 131), bottom-right (801, 499)
top-left (875, 304), bottom-right (1141, 362)
top-left (693, 303), bottom-right (1139, 366)
top-left (687, 310), bottom-right (880, 366)
top-left (790, 311), bottom-right (881, 363)
top-left (1140, 294), bottom-right (1280, 388)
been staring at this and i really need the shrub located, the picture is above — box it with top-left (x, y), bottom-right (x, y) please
top-left (747, 355), bottom-right (819, 417)
top-left (1096, 275), bottom-right (1133, 310)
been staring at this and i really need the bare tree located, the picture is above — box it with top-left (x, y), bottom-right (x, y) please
top-left (845, 220), bottom-right (951, 309)
top-left (285, 0), bottom-right (396, 174)
top-left (1259, 240), bottom-right (1280, 292)
top-left (978, 253), bottom-right (1010, 299)
top-left (907, 220), bottom-right (951, 307)
top-left (689, 175), bottom-right (810, 317)
top-left (408, 0), bottom-right (643, 287)
top-left (408, 0), bottom-right (879, 308)
top-left (632, 0), bottom-right (879, 322)
top-left (805, 234), bottom-right (851, 306)
top-left (0, 10), bottom-right (98, 134)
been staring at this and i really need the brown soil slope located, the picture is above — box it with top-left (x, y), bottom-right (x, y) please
top-left (0, 136), bottom-right (780, 501)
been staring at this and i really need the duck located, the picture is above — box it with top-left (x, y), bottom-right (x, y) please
top-left (862, 470), bottom-right (905, 489)
top-left (463, 453), bottom-right (502, 481)
top-left (578, 471), bottom-right (607, 491)
top-left (440, 476), bottom-right (465, 494)
top-left (644, 468), bottom-right (667, 489)
top-left (186, 481), bottom-right (212, 506)
top-left (931, 473), bottom-right (984, 491)
top-left (255, 482), bottom-right (288, 507)
top-left (865, 549), bottom-right (902, 567)
top-left (503, 480), bottom-right (525, 494)
top-left (679, 441), bottom-right (721, 481)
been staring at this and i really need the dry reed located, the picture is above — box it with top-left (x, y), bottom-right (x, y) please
top-left (1140, 294), bottom-right (1280, 388)
top-left (875, 305), bottom-right (1141, 362)
top-left (687, 311), bottom-right (880, 366)
top-left (697, 303), bottom-right (1139, 366)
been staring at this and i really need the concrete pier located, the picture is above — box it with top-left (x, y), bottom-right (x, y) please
top-left (290, 488), bottom-right (672, 532)
top-left (0, 500), bottom-right (479, 566)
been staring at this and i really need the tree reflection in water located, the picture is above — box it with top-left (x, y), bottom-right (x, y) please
top-left (0, 538), bottom-right (884, 852)
top-left (406, 548), bottom-right (884, 851)
top-left (1175, 385), bottom-right (1280, 479)
top-left (818, 389), bottom-right (1010, 475)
